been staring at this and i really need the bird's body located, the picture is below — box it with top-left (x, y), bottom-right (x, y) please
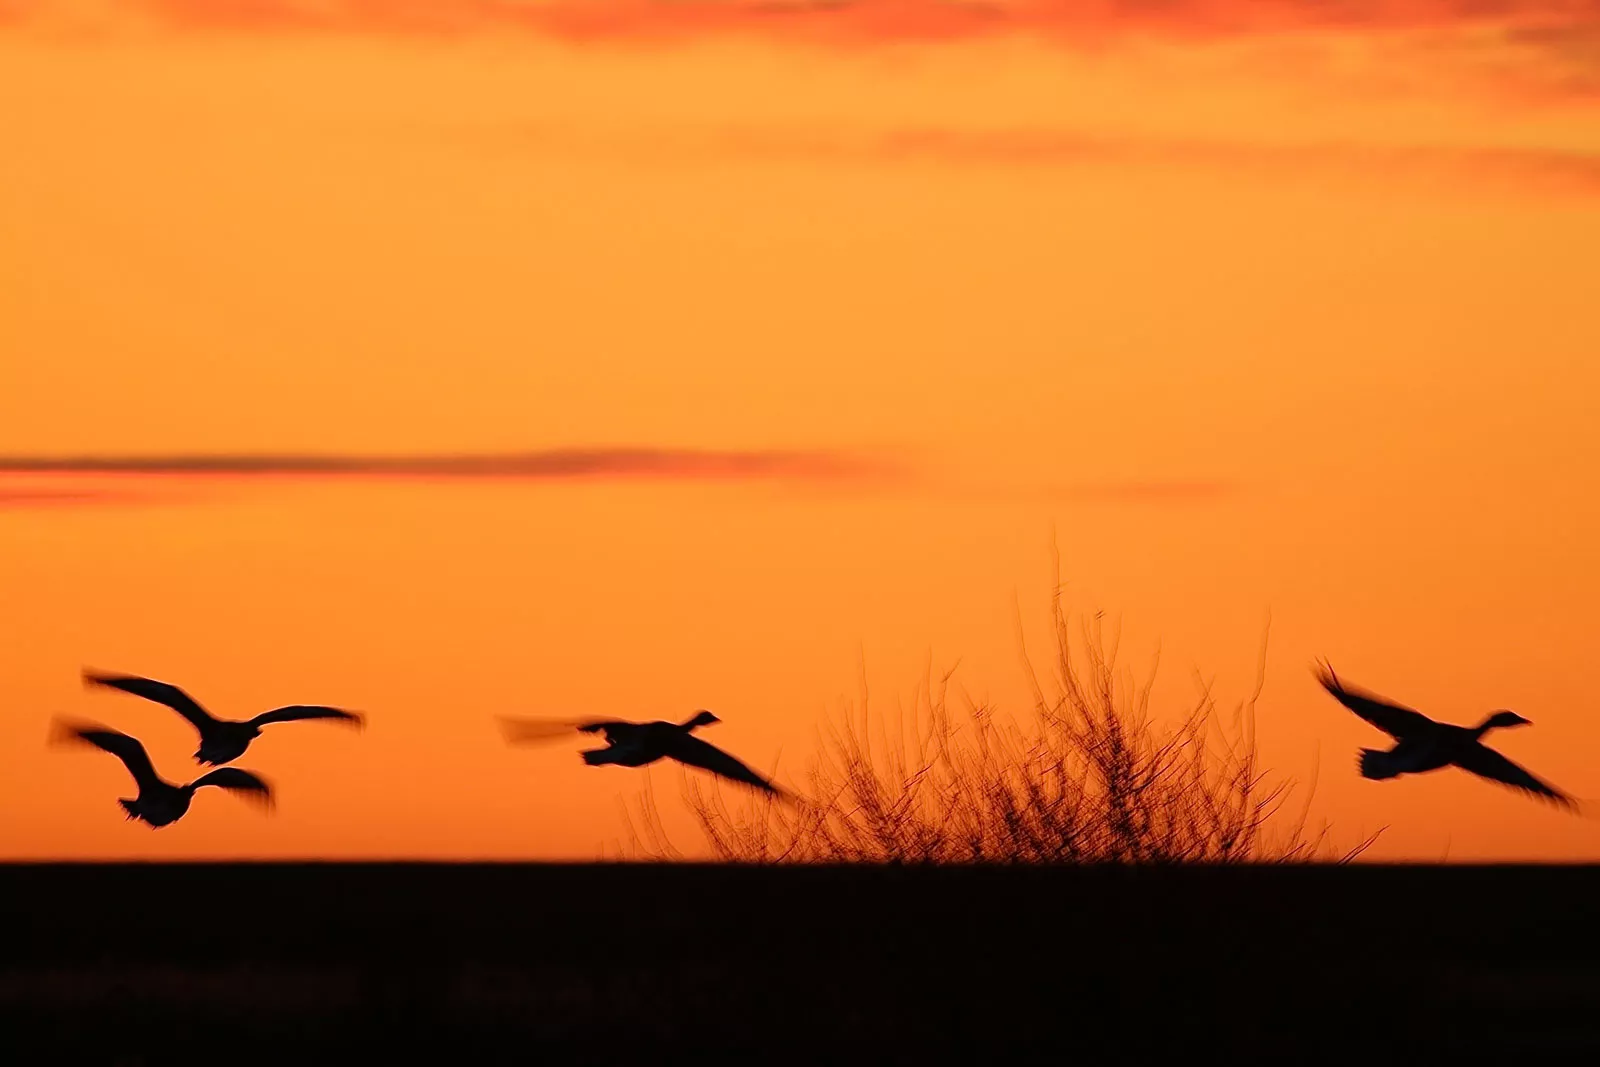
top-left (502, 710), bottom-right (785, 796)
top-left (1314, 661), bottom-right (1579, 811)
top-left (576, 716), bottom-right (707, 765)
top-left (83, 670), bottom-right (362, 766)
top-left (54, 722), bottom-right (273, 828)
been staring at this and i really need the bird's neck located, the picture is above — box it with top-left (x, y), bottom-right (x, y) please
top-left (1471, 716), bottom-right (1502, 741)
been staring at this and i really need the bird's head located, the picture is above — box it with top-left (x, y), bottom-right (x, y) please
top-left (688, 709), bottom-right (721, 729)
top-left (1485, 709), bottom-right (1532, 731)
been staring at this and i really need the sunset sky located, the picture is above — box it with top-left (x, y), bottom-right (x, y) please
top-left (3, 1), bottom-right (1598, 861)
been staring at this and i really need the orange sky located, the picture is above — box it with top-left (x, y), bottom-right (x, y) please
top-left (3, 1), bottom-right (1598, 861)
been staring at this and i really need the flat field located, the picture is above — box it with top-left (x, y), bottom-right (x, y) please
top-left (2, 864), bottom-right (1597, 1060)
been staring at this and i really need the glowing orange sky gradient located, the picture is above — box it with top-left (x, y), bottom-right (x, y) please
top-left (3, 1), bottom-right (1598, 861)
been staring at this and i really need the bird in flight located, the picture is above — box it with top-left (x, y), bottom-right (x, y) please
top-left (500, 710), bottom-right (786, 797)
top-left (83, 670), bottom-right (363, 766)
top-left (1314, 660), bottom-right (1581, 812)
top-left (52, 720), bottom-right (273, 828)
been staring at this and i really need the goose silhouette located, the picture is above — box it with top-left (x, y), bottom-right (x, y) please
top-left (83, 670), bottom-right (362, 766)
top-left (53, 720), bottom-right (273, 828)
top-left (500, 710), bottom-right (786, 797)
top-left (1314, 661), bottom-right (1580, 811)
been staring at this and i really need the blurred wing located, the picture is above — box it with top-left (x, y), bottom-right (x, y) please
top-left (1313, 661), bottom-right (1435, 740)
top-left (191, 767), bottom-right (274, 806)
top-left (56, 721), bottom-right (161, 791)
top-left (249, 706), bottom-right (363, 729)
top-left (499, 717), bottom-right (593, 746)
top-left (577, 721), bottom-right (646, 745)
top-left (83, 671), bottom-right (217, 730)
top-left (1452, 746), bottom-right (1578, 811)
top-left (666, 734), bottom-right (782, 795)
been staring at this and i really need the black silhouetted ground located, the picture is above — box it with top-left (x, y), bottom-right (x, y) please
top-left (3, 863), bottom-right (1598, 1061)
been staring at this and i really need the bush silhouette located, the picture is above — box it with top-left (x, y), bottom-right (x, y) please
top-left (624, 570), bottom-right (1379, 864)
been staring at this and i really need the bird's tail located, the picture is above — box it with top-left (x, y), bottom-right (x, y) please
top-left (1358, 748), bottom-right (1406, 781)
top-left (118, 798), bottom-right (139, 821)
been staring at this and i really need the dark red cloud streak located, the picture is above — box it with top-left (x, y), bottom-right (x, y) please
top-left (0, 455), bottom-right (1242, 509)
top-left (0, 449), bottom-right (900, 511)
top-left (0, 449), bottom-right (899, 483)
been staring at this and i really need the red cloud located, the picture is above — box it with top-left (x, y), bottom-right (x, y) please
top-left (491, 122), bottom-right (1600, 196)
top-left (0, 487), bottom-right (155, 509)
top-left (10, 3), bottom-right (1595, 105)
top-left (8, 1), bottom-right (1597, 45)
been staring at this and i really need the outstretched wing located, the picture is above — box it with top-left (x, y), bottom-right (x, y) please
top-left (1313, 661), bottom-right (1435, 740)
top-left (190, 767), bottom-right (274, 807)
top-left (83, 671), bottom-right (217, 730)
top-left (499, 716), bottom-right (597, 746)
top-left (54, 720), bottom-right (162, 792)
top-left (248, 706), bottom-right (363, 729)
top-left (1452, 745), bottom-right (1578, 811)
top-left (665, 734), bottom-right (783, 795)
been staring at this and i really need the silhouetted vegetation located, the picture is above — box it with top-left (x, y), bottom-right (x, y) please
top-left (625, 572), bottom-right (1378, 863)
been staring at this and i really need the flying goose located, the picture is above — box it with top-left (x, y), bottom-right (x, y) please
top-left (83, 670), bottom-right (363, 766)
top-left (1314, 661), bottom-right (1580, 811)
top-left (500, 710), bottom-right (786, 796)
top-left (53, 720), bottom-right (273, 828)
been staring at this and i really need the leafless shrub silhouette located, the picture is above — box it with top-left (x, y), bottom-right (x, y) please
top-left (622, 562), bottom-right (1380, 864)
